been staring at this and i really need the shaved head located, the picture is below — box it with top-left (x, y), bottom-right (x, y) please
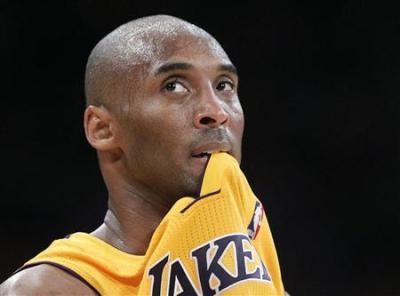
top-left (84, 15), bottom-right (227, 110)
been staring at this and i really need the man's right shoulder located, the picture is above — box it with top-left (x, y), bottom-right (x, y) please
top-left (0, 264), bottom-right (97, 296)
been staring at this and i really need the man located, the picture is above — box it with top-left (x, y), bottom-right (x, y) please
top-left (0, 14), bottom-right (286, 295)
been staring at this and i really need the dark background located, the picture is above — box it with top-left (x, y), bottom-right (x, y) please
top-left (1, 1), bottom-right (399, 295)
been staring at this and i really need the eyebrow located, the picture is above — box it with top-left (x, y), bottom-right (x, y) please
top-left (155, 62), bottom-right (193, 76)
top-left (218, 64), bottom-right (238, 76)
top-left (154, 62), bottom-right (238, 76)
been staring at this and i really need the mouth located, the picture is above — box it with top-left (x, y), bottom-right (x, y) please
top-left (190, 142), bottom-right (232, 159)
top-left (189, 143), bottom-right (232, 184)
top-left (191, 152), bottom-right (212, 159)
top-left (191, 151), bottom-right (230, 159)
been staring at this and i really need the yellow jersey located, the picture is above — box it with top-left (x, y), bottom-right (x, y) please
top-left (20, 153), bottom-right (285, 295)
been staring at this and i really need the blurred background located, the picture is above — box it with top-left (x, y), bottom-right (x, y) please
top-left (1, 1), bottom-right (399, 295)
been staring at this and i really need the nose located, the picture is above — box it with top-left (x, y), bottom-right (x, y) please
top-left (193, 90), bottom-right (228, 129)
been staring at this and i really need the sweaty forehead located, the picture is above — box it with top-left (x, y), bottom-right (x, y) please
top-left (151, 33), bottom-right (232, 72)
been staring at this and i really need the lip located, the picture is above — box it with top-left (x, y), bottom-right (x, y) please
top-left (191, 141), bottom-right (232, 158)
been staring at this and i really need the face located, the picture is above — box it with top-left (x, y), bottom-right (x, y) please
top-left (116, 33), bottom-right (244, 204)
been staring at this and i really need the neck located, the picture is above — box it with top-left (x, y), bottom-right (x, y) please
top-left (91, 152), bottom-right (172, 255)
top-left (92, 193), bottom-right (169, 255)
top-left (91, 181), bottom-right (170, 255)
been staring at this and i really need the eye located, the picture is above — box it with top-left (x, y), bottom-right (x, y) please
top-left (216, 80), bottom-right (234, 91)
top-left (163, 79), bottom-right (188, 93)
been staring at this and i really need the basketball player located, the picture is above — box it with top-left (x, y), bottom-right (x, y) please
top-left (0, 15), bottom-right (289, 295)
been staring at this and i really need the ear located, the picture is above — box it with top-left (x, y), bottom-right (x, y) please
top-left (84, 105), bottom-right (118, 151)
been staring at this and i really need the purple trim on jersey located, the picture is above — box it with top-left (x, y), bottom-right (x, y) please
top-left (180, 189), bottom-right (222, 213)
top-left (195, 153), bottom-right (212, 198)
top-left (14, 261), bottom-right (101, 296)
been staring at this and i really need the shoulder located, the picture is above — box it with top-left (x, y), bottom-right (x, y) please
top-left (0, 264), bottom-right (97, 296)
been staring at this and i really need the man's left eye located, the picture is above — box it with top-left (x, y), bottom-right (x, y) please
top-left (164, 80), bottom-right (188, 93)
top-left (216, 81), bottom-right (234, 91)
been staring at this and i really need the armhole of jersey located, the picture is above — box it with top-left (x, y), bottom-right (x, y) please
top-left (14, 261), bottom-right (101, 296)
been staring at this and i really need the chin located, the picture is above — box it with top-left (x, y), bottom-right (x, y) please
top-left (178, 173), bottom-right (203, 198)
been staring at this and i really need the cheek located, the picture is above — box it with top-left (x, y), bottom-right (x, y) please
top-left (126, 102), bottom-right (189, 157)
top-left (229, 101), bottom-right (245, 137)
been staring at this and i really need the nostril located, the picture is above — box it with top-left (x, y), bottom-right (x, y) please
top-left (200, 116), bottom-right (215, 125)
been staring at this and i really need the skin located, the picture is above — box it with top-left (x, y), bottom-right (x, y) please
top-left (0, 15), bottom-right (245, 294)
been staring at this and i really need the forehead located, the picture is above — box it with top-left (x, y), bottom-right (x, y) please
top-left (143, 30), bottom-right (232, 75)
top-left (160, 31), bottom-right (228, 57)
